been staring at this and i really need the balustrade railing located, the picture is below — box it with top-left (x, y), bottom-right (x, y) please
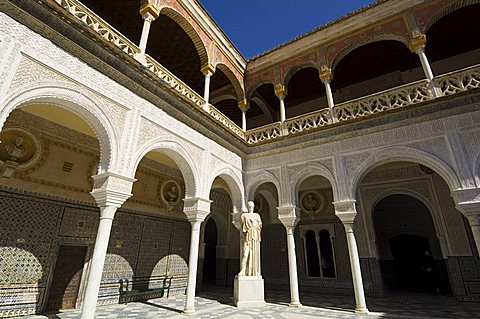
top-left (52, 0), bottom-right (140, 57)
top-left (45, 0), bottom-right (480, 146)
top-left (144, 55), bottom-right (204, 109)
top-left (206, 104), bottom-right (246, 140)
top-left (334, 80), bottom-right (431, 122)
top-left (245, 122), bottom-right (282, 145)
top-left (437, 64), bottom-right (480, 96)
top-left (285, 108), bottom-right (331, 135)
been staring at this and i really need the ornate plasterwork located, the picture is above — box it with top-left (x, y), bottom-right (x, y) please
top-left (206, 164), bottom-right (244, 214)
top-left (130, 137), bottom-right (200, 198)
top-left (245, 169), bottom-right (281, 202)
top-left (348, 145), bottom-right (462, 199)
top-left (0, 127), bottom-right (41, 169)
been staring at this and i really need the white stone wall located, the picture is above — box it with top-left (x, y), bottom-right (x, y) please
top-left (0, 12), bottom-right (245, 208)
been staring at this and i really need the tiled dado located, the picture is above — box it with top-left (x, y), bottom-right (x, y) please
top-left (0, 283), bottom-right (44, 317)
top-left (0, 187), bottom-right (192, 317)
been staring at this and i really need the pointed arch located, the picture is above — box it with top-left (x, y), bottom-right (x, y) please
top-left (331, 35), bottom-right (410, 71)
top-left (159, 7), bottom-right (209, 66)
top-left (215, 63), bottom-right (245, 101)
top-left (350, 146), bottom-right (462, 199)
top-left (0, 83), bottom-right (116, 174)
top-left (131, 139), bottom-right (199, 198)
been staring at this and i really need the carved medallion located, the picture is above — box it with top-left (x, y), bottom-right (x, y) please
top-left (300, 191), bottom-right (323, 216)
top-left (160, 180), bottom-right (181, 209)
top-left (0, 128), bottom-right (41, 168)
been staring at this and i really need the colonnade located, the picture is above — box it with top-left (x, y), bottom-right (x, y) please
top-left (77, 170), bottom-right (480, 319)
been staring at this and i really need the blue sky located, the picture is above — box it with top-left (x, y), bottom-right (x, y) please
top-left (199, 1), bottom-right (375, 59)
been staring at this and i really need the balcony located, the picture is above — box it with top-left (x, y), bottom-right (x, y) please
top-left (47, 0), bottom-right (480, 146)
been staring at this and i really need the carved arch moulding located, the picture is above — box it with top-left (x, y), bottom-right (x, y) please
top-left (130, 137), bottom-right (200, 199)
top-left (0, 84), bottom-right (119, 174)
top-left (207, 165), bottom-right (245, 214)
top-left (245, 169), bottom-right (281, 203)
top-left (347, 146), bottom-right (463, 200)
top-left (287, 161), bottom-right (339, 205)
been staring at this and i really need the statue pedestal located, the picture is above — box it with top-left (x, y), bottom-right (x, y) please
top-left (233, 275), bottom-right (266, 308)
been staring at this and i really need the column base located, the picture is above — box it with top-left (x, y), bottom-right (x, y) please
top-left (355, 307), bottom-right (369, 315)
top-left (289, 301), bottom-right (302, 307)
top-left (182, 309), bottom-right (196, 316)
top-left (233, 275), bottom-right (266, 308)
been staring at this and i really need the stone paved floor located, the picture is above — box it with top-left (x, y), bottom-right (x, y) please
top-left (18, 289), bottom-right (480, 319)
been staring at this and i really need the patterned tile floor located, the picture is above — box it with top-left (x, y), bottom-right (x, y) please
top-left (17, 289), bottom-right (480, 319)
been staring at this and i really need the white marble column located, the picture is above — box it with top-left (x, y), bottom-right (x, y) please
top-left (80, 173), bottom-right (134, 319)
top-left (320, 67), bottom-right (337, 123)
top-left (201, 64), bottom-right (215, 109)
top-left (278, 207), bottom-right (302, 307)
top-left (183, 198), bottom-right (211, 314)
top-left (275, 85), bottom-right (287, 123)
top-left (410, 35), bottom-right (441, 97)
top-left (138, 14), bottom-right (154, 55)
top-left (80, 206), bottom-right (117, 319)
top-left (135, 2), bottom-right (159, 64)
top-left (238, 100), bottom-right (249, 131)
top-left (334, 200), bottom-right (368, 314)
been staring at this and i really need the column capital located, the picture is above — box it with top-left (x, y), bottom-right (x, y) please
top-left (409, 33), bottom-right (427, 54)
top-left (277, 206), bottom-right (301, 229)
top-left (451, 188), bottom-right (480, 215)
top-left (201, 63), bottom-right (216, 76)
top-left (238, 99), bottom-right (250, 112)
top-left (140, 0), bottom-right (160, 20)
top-left (333, 200), bottom-right (358, 224)
top-left (183, 197), bottom-right (212, 222)
top-left (319, 66), bottom-right (333, 83)
top-left (274, 84), bottom-right (287, 99)
top-left (90, 172), bottom-right (136, 207)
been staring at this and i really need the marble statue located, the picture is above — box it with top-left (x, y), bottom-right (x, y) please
top-left (238, 201), bottom-right (262, 276)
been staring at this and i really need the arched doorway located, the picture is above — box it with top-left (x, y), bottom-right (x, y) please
top-left (202, 218), bottom-right (218, 287)
top-left (373, 194), bottom-right (451, 295)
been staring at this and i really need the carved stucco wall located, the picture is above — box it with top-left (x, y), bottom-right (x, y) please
top-left (244, 105), bottom-right (480, 205)
top-left (0, 12), bottom-right (244, 203)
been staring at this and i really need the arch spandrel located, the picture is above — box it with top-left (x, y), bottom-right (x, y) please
top-left (349, 146), bottom-right (462, 200)
top-left (414, 0), bottom-right (477, 33)
top-left (282, 61), bottom-right (321, 89)
top-left (0, 84), bottom-right (118, 174)
top-left (130, 138), bottom-right (200, 199)
top-left (245, 69), bottom-right (276, 100)
top-left (330, 35), bottom-right (411, 71)
top-left (281, 51), bottom-right (320, 88)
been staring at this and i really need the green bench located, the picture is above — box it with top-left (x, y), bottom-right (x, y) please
top-left (119, 276), bottom-right (173, 304)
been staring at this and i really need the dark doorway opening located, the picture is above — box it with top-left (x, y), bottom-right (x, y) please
top-left (390, 234), bottom-right (434, 291)
top-left (373, 194), bottom-right (451, 295)
top-left (47, 245), bottom-right (87, 311)
top-left (203, 219), bottom-right (218, 286)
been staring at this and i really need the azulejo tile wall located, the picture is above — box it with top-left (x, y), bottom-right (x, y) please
top-left (0, 188), bottom-right (192, 317)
